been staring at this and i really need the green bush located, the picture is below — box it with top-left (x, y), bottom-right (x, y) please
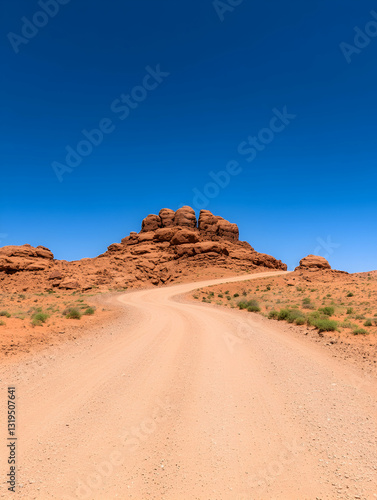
top-left (31, 312), bottom-right (49, 326)
top-left (64, 308), bottom-right (82, 320)
top-left (353, 328), bottom-right (368, 335)
top-left (237, 301), bottom-right (249, 310)
top-left (318, 306), bottom-right (334, 317)
top-left (302, 298), bottom-right (315, 309)
top-left (218, 293), bottom-right (223, 298)
top-left (347, 292), bottom-right (354, 297)
top-left (0, 320), bottom-right (5, 326)
top-left (312, 318), bottom-right (338, 332)
top-left (0, 311), bottom-right (11, 318)
top-left (247, 300), bottom-right (260, 313)
top-left (238, 300), bottom-right (260, 312)
top-left (286, 309), bottom-right (306, 324)
top-left (346, 307), bottom-right (354, 315)
top-left (277, 309), bottom-right (290, 321)
top-left (363, 319), bottom-right (372, 327)
top-left (83, 307), bottom-right (95, 315)
top-left (233, 293), bottom-right (239, 298)
top-left (268, 310), bottom-right (279, 320)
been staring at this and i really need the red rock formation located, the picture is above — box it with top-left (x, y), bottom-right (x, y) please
top-left (0, 207), bottom-right (287, 292)
top-left (295, 255), bottom-right (331, 271)
top-left (173, 206), bottom-right (197, 228)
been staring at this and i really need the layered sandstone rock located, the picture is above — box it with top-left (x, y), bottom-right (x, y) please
top-left (0, 245), bottom-right (54, 273)
top-left (295, 255), bottom-right (331, 271)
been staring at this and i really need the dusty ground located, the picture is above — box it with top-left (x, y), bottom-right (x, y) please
top-left (1, 271), bottom-right (376, 499)
top-left (192, 270), bottom-right (377, 375)
top-left (0, 267), bottom-right (267, 361)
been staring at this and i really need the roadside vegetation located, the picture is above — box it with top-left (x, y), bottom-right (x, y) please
top-left (193, 272), bottom-right (377, 336)
top-left (0, 290), bottom-right (98, 328)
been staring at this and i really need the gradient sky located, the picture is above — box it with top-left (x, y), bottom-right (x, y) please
top-left (1, 0), bottom-right (376, 272)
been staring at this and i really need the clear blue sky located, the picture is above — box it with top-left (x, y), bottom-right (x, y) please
top-left (1, 0), bottom-right (376, 272)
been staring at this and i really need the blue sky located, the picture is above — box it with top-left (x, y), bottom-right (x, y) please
top-left (1, 0), bottom-right (376, 272)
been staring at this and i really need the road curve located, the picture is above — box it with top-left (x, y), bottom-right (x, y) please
top-left (1, 271), bottom-right (376, 500)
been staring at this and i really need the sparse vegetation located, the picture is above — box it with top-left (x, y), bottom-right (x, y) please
top-left (64, 308), bottom-right (82, 320)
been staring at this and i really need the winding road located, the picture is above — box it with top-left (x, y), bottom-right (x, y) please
top-left (1, 271), bottom-right (376, 499)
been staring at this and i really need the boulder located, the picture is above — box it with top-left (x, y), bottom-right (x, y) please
top-left (159, 208), bottom-right (175, 228)
top-left (173, 206), bottom-right (197, 228)
top-left (154, 227), bottom-right (176, 242)
top-left (217, 219), bottom-right (239, 242)
top-left (141, 214), bottom-right (161, 232)
top-left (198, 210), bottom-right (219, 235)
top-left (171, 229), bottom-right (199, 245)
top-left (59, 278), bottom-right (80, 289)
top-left (295, 255), bottom-right (331, 271)
top-left (194, 242), bottom-right (228, 255)
top-left (48, 270), bottom-right (64, 280)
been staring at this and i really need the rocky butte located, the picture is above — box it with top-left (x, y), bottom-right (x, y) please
top-left (0, 207), bottom-right (288, 293)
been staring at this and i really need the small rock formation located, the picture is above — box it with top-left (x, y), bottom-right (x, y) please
top-left (0, 244), bottom-right (54, 273)
top-left (159, 208), bottom-right (175, 227)
top-left (295, 255), bottom-right (331, 271)
top-left (141, 214), bottom-right (161, 232)
top-left (173, 206), bottom-right (197, 228)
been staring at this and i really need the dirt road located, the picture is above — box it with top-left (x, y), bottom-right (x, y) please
top-left (1, 271), bottom-right (376, 499)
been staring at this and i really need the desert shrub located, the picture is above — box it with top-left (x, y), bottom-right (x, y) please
top-left (353, 328), bottom-right (368, 335)
top-left (233, 293), bottom-right (239, 298)
top-left (312, 318), bottom-right (338, 332)
top-left (226, 295), bottom-right (231, 301)
top-left (346, 307), bottom-right (354, 315)
top-left (31, 312), bottom-right (49, 326)
top-left (266, 285), bottom-right (271, 291)
top-left (242, 291), bottom-right (247, 296)
top-left (355, 314), bottom-right (365, 320)
top-left (225, 290), bottom-right (229, 295)
top-left (287, 309), bottom-right (306, 324)
top-left (347, 292), bottom-right (354, 297)
top-left (0, 320), bottom-right (5, 326)
top-left (237, 301), bottom-right (249, 310)
top-left (363, 319), bottom-right (372, 327)
top-left (277, 309), bottom-right (290, 321)
top-left (318, 306), bottom-right (334, 317)
top-left (83, 307), bottom-right (95, 315)
top-left (0, 311), bottom-right (11, 318)
top-left (64, 308), bottom-right (82, 319)
top-left (247, 300), bottom-right (260, 313)
top-left (268, 310), bottom-right (279, 320)
top-left (218, 293), bottom-right (223, 298)
top-left (237, 300), bottom-right (260, 312)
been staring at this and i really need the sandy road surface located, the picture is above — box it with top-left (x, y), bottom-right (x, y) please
top-left (1, 271), bottom-right (376, 500)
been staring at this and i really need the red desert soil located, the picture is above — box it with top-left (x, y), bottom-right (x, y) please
top-left (0, 271), bottom-right (376, 500)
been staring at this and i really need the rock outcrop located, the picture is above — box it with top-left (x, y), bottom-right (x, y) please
top-left (295, 255), bottom-right (331, 271)
top-left (0, 207), bottom-right (287, 292)
top-left (0, 245), bottom-right (54, 274)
